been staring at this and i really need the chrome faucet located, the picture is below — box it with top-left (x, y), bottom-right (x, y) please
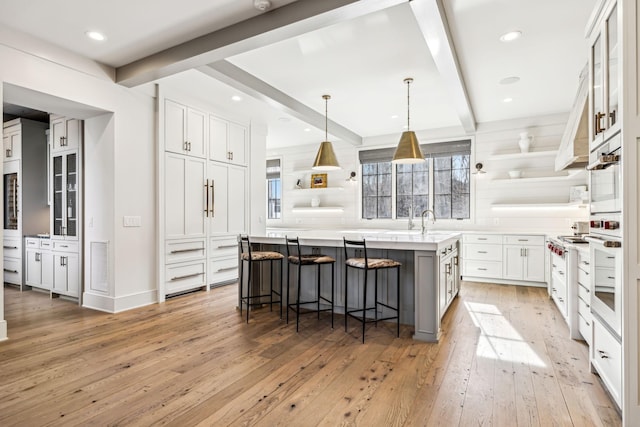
top-left (421, 209), bottom-right (436, 234)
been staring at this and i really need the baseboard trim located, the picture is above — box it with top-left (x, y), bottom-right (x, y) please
top-left (82, 289), bottom-right (158, 313)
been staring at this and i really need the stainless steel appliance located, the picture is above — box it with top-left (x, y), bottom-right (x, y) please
top-left (587, 134), bottom-right (621, 214)
top-left (586, 211), bottom-right (622, 338)
top-left (571, 221), bottom-right (589, 235)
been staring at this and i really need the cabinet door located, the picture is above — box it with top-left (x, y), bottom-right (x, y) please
top-left (66, 253), bottom-right (80, 297)
top-left (186, 108), bottom-right (206, 158)
top-left (63, 119), bottom-right (81, 151)
top-left (228, 122), bottom-right (247, 166)
top-left (53, 254), bottom-right (67, 293)
top-left (65, 152), bottom-right (79, 240)
top-left (605, 4), bottom-right (619, 136)
top-left (3, 129), bottom-right (20, 161)
top-left (165, 100), bottom-right (187, 154)
top-left (502, 246), bottom-right (524, 280)
top-left (25, 249), bottom-right (42, 287)
top-left (209, 116), bottom-right (228, 163)
top-left (208, 162), bottom-right (229, 234)
top-left (165, 154), bottom-right (206, 239)
top-left (227, 165), bottom-right (246, 234)
top-left (51, 117), bottom-right (67, 152)
top-left (523, 246), bottom-right (545, 282)
top-left (52, 154), bottom-right (65, 237)
top-left (438, 258), bottom-right (448, 314)
top-left (41, 251), bottom-right (54, 290)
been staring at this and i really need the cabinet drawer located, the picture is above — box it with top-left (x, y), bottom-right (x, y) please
top-left (594, 267), bottom-right (615, 286)
top-left (209, 256), bottom-right (238, 285)
top-left (577, 267), bottom-right (590, 287)
top-left (503, 235), bottom-right (545, 245)
top-left (592, 318), bottom-right (622, 406)
top-left (578, 282), bottom-right (591, 304)
top-left (578, 312), bottom-right (592, 345)
top-left (463, 234), bottom-right (501, 244)
top-left (3, 238), bottom-right (21, 257)
top-left (53, 241), bottom-right (78, 252)
top-left (3, 257), bottom-right (21, 285)
top-left (463, 260), bottom-right (502, 278)
top-left (25, 238), bottom-right (39, 248)
top-left (209, 235), bottom-right (238, 257)
top-left (550, 254), bottom-right (566, 277)
top-left (578, 295), bottom-right (591, 317)
top-left (40, 239), bottom-right (53, 249)
top-left (165, 261), bottom-right (206, 295)
top-left (577, 250), bottom-right (590, 272)
top-left (463, 243), bottom-right (502, 261)
top-left (166, 239), bottom-right (206, 264)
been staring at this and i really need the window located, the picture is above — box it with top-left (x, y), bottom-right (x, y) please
top-left (359, 140), bottom-right (471, 220)
top-left (266, 159), bottom-right (281, 219)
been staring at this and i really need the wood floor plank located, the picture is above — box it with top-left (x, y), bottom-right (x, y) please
top-left (0, 281), bottom-right (622, 427)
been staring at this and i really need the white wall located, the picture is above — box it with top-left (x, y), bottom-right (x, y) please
top-left (0, 34), bottom-right (157, 321)
top-left (267, 113), bottom-right (588, 234)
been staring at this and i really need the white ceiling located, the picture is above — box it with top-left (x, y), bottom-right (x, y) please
top-left (0, 0), bottom-right (597, 149)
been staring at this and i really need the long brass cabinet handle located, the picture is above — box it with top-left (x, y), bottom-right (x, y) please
top-left (210, 180), bottom-right (215, 216)
top-left (204, 179), bottom-right (209, 217)
top-left (170, 248), bottom-right (202, 254)
top-left (171, 272), bottom-right (204, 281)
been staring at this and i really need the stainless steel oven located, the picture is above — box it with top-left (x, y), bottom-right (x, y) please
top-left (587, 134), bottom-right (621, 214)
top-left (586, 212), bottom-right (622, 338)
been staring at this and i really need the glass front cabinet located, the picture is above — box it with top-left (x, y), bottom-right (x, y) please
top-left (52, 151), bottom-right (79, 240)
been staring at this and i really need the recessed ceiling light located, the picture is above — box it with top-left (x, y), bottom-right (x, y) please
top-left (499, 31), bottom-right (522, 42)
top-left (503, 97), bottom-right (513, 103)
top-left (304, 128), bottom-right (311, 132)
top-left (499, 76), bottom-right (520, 85)
top-left (85, 31), bottom-right (106, 41)
top-left (391, 115), bottom-right (399, 119)
top-left (231, 95), bottom-right (242, 102)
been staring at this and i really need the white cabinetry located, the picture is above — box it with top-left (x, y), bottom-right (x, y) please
top-left (164, 153), bottom-right (207, 239)
top-left (576, 248), bottom-right (592, 345)
top-left (161, 97), bottom-right (249, 298)
top-left (209, 115), bottom-right (247, 166)
top-left (50, 116), bottom-right (81, 153)
top-left (3, 118), bottom-right (49, 289)
top-left (438, 242), bottom-right (459, 316)
top-left (502, 235), bottom-right (546, 282)
top-left (165, 99), bottom-right (206, 158)
top-left (25, 237), bottom-right (53, 291)
top-left (588, 1), bottom-right (619, 149)
top-left (462, 233), bottom-right (546, 286)
top-left (53, 245), bottom-right (79, 298)
top-left (592, 317), bottom-right (622, 407)
top-left (550, 248), bottom-right (568, 317)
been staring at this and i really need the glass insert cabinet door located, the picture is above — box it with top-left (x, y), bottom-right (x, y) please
top-left (52, 152), bottom-right (78, 238)
top-left (3, 171), bottom-right (18, 231)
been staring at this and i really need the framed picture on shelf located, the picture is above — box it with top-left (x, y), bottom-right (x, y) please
top-left (311, 173), bottom-right (327, 188)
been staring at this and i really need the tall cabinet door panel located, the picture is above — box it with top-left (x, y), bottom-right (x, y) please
top-left (227, 165), bottom-right (246, 234)
top-left (228, 123), bottom-right (247, 166)
top-left (165, 153), bottom-right (206, 239)
top-left (208, 162), bottom-right (229, 234)
top-left (41, 251), bottom-right (54, 290)
top-left (53, 254), bottom-right (67, 293)
top-left (51, 152), bottom-right (79, 240)
top-left (3, 128), bottom-right (20, 161)
top-left (165, 100), bottom-right (187, 155)
top-left (523, 246), bottom-right (546, 282)
top-left (502, 246), bottom-right (525, 280)
top-left (66, 253), bottom-right (79, 297)
top-left (209, 116), bottom-right (228, 163)
top-left (25, 250), bottom-right (42, 287)
top-left (186, 109), bottom-right (206, 158)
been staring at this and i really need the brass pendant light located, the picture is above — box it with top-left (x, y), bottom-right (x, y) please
top-left (312, 94), bottom-right (341, 170)
top-left (392, 78), bottom-right (425, 164)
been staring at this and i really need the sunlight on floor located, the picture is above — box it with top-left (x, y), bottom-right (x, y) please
top-left (464, 301), bottom-right (547, 368)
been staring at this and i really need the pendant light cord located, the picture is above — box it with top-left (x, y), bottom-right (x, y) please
top-left (325, 96), bottom-right (328, 141)
top-left (406, 78), bottom-right (411, 131)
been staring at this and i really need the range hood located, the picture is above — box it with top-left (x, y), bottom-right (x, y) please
top-left (555, 67), bottom-right (589, 171)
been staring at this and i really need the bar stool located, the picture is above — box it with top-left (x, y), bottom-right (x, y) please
top-left (238, 235), bottom-right (284, 323)
top-left (343, 238), bottom-right (401, 343)
top-left (285, 236), bottom-right (336, 332)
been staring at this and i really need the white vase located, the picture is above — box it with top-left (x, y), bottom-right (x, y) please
top-left (518, 132), bottom-right (532, 153)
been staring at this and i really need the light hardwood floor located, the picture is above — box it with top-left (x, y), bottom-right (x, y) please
top-left (0, 282), bottom-right (621, 426)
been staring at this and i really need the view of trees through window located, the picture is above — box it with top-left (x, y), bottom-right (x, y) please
top-left (361, 141), bottom-right (470, 220)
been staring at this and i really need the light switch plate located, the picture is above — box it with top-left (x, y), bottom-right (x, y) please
top-left (123, 216), bottom-right (141, 227)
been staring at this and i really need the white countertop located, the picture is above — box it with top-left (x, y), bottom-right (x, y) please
top-left (251, 229), bottom-right (462, 251)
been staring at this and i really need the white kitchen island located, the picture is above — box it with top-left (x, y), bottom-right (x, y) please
top-left (244, 229), bottom-right (461, 342)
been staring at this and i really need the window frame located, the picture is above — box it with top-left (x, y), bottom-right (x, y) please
top-left (358, 138), bottom-right (474, 224)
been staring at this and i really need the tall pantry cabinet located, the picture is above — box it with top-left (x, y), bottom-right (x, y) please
top-left (161, 98), bottom-right (248, 300)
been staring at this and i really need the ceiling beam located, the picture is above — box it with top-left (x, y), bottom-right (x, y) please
top-left (116, 0), bottom-right (407, 87)
top-left (199, 61), bottom-right (362, 146)
top-left (409, 0), bottom-right (476, 133)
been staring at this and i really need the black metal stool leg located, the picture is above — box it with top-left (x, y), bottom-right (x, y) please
top-left (344, 266), bottom-right (349, 332)
top-left (296, 263), bottom-right (302, 332)
top-left (374, 269), bottom-right (378, 328)
top-left (246, 259), bottom-right (252, 323)
top-left (362, 269), bottom-right (368, 344)
top-left (397, 266), bottom-right (401, 337)
top-left (317, 264), bottom-right (321, 320)
top-left (239, 259), bottom-right (244, 318)
top-left (331, 262), bottom-right (335, 329)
